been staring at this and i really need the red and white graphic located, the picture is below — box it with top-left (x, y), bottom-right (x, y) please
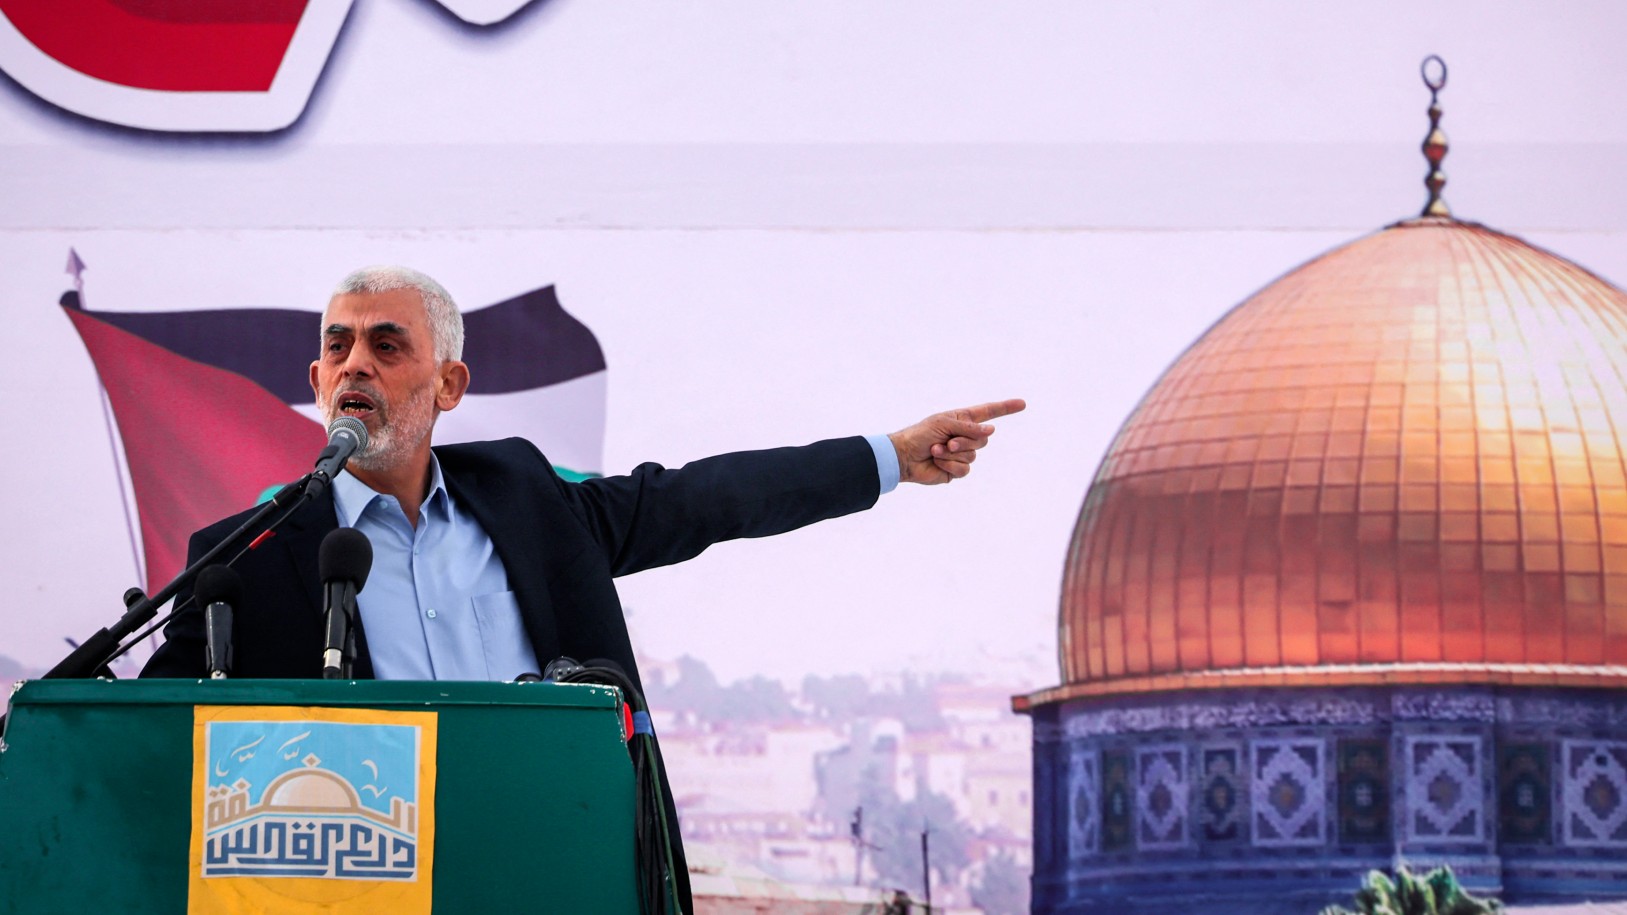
top-left (0, 0), bottom-right (546, 132)
top-left (0, 0), bottom-right (352, 132)
top-left (433, 0), bottom-right (538, 26)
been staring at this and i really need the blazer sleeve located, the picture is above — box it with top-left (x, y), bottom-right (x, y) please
top-left (553, 435), bottom-right (883, 577)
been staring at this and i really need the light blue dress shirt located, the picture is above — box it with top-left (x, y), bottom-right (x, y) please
top-left (332, 455), bottom-right (541, 680)
top-left (333, 435), bottom-right (898, 681)
top-left (866, 433), bottom-right (901, 496)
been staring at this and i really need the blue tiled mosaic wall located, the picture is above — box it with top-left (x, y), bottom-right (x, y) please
top-left (1029, 686), bottom-right (1627, 915)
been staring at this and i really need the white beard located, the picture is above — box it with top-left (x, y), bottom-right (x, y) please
top-left (319, 382), bottom-right (438, 474)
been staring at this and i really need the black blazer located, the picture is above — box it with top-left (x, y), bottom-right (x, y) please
top-left (143, 434), bottom-right (880, 686)
top-left (141, 434), bottom-right (879, 913)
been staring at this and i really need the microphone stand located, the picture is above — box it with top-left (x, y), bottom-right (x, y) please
top-left (41, 474), bottom-right (314, 680)
top-left (321, 580), bottom-right (358, 680)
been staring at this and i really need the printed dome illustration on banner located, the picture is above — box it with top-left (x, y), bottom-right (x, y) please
top-left (1018, 58), bottom-right (1627, 915)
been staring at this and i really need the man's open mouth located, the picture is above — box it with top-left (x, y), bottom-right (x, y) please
top-left (337, 392), bottom-right (377, 418)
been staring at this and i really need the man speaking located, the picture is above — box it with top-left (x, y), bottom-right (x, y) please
top-left (141, 265), bottom-right (1024, 906)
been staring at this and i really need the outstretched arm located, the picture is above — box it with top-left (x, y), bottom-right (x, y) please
top-left (887, 398), bottom-right (1026, 485)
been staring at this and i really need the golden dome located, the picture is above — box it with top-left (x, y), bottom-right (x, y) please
top-left (264, 768), bottom-right (360, 811)
top-left (1054, 217), bottom-right (1627, 698)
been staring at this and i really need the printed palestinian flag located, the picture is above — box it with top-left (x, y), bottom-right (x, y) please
top-left (60, 262), bottom-right (606, 592)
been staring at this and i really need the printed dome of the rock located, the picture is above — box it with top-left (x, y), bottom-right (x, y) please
top-left (1057, 217), bottom-right (1627, 692)
top-left (263, 768), bottom-right (360, 810)
top-left (1026, 60), bottom-right (1627, 914)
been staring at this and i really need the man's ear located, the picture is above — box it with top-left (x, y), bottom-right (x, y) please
top-left (436, 360), bottom-right (470, 412)
top-left (309, 361), bottom-right (322, 400)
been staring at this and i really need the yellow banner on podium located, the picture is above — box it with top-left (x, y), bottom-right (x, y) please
top-left (187, 705), bottom-right (438, 915)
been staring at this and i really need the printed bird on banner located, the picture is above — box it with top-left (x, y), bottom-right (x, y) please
top-left (58, 249), bottom-right (607, 592)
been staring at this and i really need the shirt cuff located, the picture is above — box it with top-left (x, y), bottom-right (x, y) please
top-left (865, 433), bottom-right (900, 495)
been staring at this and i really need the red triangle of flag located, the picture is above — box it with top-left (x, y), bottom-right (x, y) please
top-left (63, 307), bottom-right (326, 591)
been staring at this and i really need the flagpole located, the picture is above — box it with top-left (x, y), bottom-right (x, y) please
top-left (96, 384), bottom-right (146, 594)
top-left (67, 248), bottom-right (147, 594)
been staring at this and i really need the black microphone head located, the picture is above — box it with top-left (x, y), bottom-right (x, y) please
top-left (327, 415), bottom-right (369, 451)
top-left (195, 565), bottom-right (245, 609)
top-left (542, 656), bottom-right (583, 681)
top-left (319, 527), bottom-right (374, 591)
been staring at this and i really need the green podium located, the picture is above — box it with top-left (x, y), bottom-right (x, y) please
top-left (0, 679), bottom-right (639, 914)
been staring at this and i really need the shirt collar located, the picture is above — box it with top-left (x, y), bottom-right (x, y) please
top-left (331, 452), bottom-right (450, 527)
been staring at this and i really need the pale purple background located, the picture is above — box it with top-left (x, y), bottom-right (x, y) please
top-left (2, 0), bottom-right (1625, 688)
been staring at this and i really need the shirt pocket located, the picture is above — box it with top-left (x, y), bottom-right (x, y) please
top-left (470, 590), bottom-right (537, 680)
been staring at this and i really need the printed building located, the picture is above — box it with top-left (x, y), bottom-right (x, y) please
top-left (1016, 63), bottom-right (1627, 914)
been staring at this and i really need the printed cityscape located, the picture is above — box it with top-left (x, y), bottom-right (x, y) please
top-left (640, 653), bottom-right (1034, 914)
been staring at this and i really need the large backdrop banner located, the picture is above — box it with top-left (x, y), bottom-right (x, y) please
top-left (2, 1), bottom-right (1626, 906)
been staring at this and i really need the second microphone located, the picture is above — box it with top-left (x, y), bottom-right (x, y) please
top-left (319, 527), bottom-right (373, 680)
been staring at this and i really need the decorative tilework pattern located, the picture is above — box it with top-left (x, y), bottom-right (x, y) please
top-left (1062, 697), bottom-right (1380, 738)
top-left (1392, 693), bottom-right (1496, 723)
top-left (1562, 740), bottom-right (1627, 847)
top-left (1199, 746), bottom-right (1246, 843)
top-left (1101, 750), bottom-right (1133, 852)
top-left (1068, 747), bottom-right (1100, 859)
top-left (1497, 742), bottom-right (1551, 845)
top-left (1337, 739), bottom-right (1389, 843)
top-left (1405, 735), bottom-right (1484, 843)
top-left (1033, 686), bottom-right (1627, 912)
top-left (1034, 739), bottom-right (1058, 869)
top-left (1499, 697), bottom-right (1627, 730)
top-left (1060, 690), bottom-right (1510, 739)
top-left (1251, 738), bottom-right (1325, 847)
top-left (1136, 745), bottom-right (1189, 850)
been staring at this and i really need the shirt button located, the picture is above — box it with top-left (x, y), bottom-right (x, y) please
top-left (426, 608), bottom-right (437, 619)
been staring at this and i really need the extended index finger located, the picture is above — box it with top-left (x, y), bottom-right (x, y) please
top-left (958, 398), bottom-right (1027, 423)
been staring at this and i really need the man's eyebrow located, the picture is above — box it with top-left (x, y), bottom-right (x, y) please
top-left (322, 321), bottom-right (409, 336)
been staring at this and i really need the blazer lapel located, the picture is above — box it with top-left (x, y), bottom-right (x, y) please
top-left (270, 493), bottom-right (378, 679)
top-left (279, 517), bottom-right (327, 621)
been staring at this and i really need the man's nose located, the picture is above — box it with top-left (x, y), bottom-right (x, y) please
top-left (340, 343), bottom-right (375, 377)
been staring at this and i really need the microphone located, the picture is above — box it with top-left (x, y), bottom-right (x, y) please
top-left (304, 416), bottom-right (369, 501)
top-left (318, 528), bottom-right (373, 680)
top-left (195, 565), bottom-right (244, 680)
top-left (542, 656), bottom-right (583, 681)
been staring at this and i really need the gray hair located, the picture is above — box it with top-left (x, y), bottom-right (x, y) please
top-left (330, 266), bottom-right (464, 362)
